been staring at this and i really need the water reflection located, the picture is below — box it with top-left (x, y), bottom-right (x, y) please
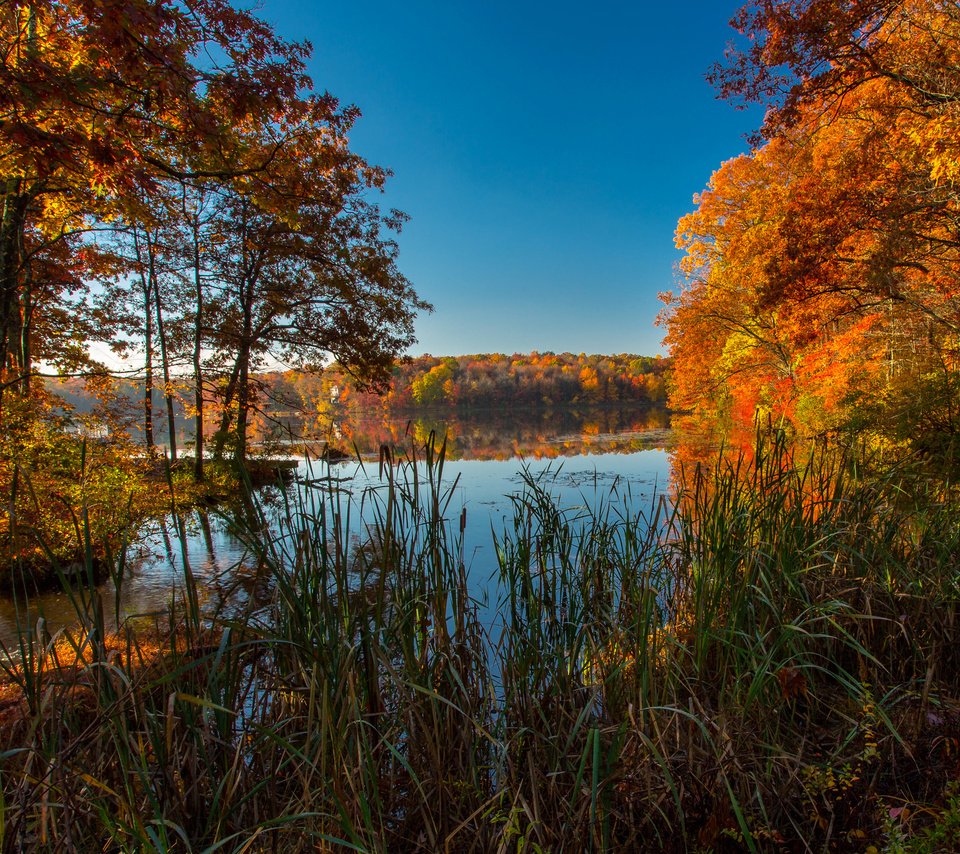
top-left (279, 404), bottom-right (671, 461)
top-left (0, 406), bottom-right (673, 648)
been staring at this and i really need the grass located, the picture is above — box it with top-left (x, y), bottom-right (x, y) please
top-left (0, 430), bottom-right (958, 851)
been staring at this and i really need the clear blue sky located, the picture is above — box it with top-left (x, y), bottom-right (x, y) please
top-left (259, 0), bottom-right (762, 357)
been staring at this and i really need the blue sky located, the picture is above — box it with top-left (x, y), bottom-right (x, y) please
top-left (259, 0), bottom-right (763, 357)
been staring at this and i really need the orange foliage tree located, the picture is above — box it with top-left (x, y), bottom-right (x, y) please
top-left (0, 0), bottom-right (432, 572)
top-left (663, 0), bottom-right (960, 447)
top-left (0, 0), bottom-right (312, 395)
top-left (1, 1), bottom-right (430, 466)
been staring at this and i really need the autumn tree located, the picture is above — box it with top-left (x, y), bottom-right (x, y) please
top-left (411, 359), bottom-right (459, 405)
top-left (664, 0), bottom-right (960, 444)
top-left (0, 0), bottom-right (312, 400)
top-left (196, 96), bottom-right (429, 463)
top-left (0, 0), bottom-right (440, 579)
top-left (711, 0), bottom-right (958, 140)
top-left (0, 0), bottom-right (435, 481)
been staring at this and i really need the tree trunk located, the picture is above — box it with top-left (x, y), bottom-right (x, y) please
top-left (233, 223), bottom-right (256, 465)
top-left (0, 9), bottom-right (38, 405)
top-left (133, 229), bottom-right (155, 452)
top-left (17, 246), bottom-right (33, 396)
top-left (149, 236), bottom-right (177, 461)
top-left (235, 342), bottom-right (250, 464)
top-left (144, 279), bottom-right (155, 451)
top-left (212, 359), bottom-right (241, 458)
top-left (0, 180), bottom-right (28, 403)
top-left (191, 210), bottom-right (205, 481)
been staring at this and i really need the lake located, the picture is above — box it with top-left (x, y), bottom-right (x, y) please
top-left (0, 405), bottom-right (673, 648)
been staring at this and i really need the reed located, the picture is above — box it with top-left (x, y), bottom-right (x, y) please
top-left (0, 431), bottom-right (958, 851)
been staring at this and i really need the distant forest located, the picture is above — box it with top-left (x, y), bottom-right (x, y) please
top-left (49, 352), bottom-right (670, 439)
top-left (275, 352), bottom-right (669, 415)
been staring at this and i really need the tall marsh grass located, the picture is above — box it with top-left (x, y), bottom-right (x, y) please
top-left (0, 431), bottom-right (958, 851)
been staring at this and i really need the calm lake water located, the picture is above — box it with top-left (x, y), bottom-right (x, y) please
top-left (0, 406), bottom-right (673, 648)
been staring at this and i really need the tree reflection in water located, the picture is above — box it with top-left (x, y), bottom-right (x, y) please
top-left (263, 405), bottom-right (672, 461)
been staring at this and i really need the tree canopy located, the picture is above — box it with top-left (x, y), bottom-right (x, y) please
top-left (0, 0), bottom-right (429, 463)
top-left (663, 0), bottom-right (960, 449)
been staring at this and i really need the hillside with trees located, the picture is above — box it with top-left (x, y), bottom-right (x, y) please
top-left (299, 352), bottom-right (669, 414)
top-left (45, 351), bottom-right (669, 450)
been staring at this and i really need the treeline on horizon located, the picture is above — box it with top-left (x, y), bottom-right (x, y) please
top-left (661, 0), bottom-right (960, 463)
top-left (47, 352), bottom-right (670, 442)
top-left (288, 351), bottom-right (670, 415)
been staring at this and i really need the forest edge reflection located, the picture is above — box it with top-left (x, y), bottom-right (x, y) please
top-left (268, 403), bottom-right (673, 462)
